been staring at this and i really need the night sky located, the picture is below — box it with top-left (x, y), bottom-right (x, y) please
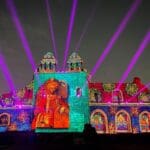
top-left (0, 0), bottom-right (149, 93)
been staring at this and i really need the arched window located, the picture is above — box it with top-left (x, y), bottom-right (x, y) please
top-left (40, 64), bottom-right (43, 70)
top-left (44, 63), bottom-right (47, 70)
top-left (90, 109), bottom-right (108, 133)
top-left (112, 89), bottom-right (124, 103)
top-left (89, 89), bottom-right (101, 103)
top-left (115, 110), bottom-right (132, 133)
top-left (49, 63), bottom-right (52, 70)
top-left (70, 63), bottom-right (73, 70)
top-left (139, 111), bottom-right (150, 133)
top-left (76, 88), bottom-right (82, 97)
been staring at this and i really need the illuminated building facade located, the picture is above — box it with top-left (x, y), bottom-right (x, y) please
top-left (0, 52), bottom-right (149, 134)
top-left (89, 78), bottom-right (150, 134)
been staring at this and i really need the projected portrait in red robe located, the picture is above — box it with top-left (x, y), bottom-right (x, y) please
top-left (32, 79), bottom-right (69, 129)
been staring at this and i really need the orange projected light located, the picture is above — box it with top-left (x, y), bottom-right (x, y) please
top-left (32, 79), bottom-right (69, 129)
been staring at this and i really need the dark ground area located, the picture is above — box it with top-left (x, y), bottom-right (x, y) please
top-left (0, 133), bottom-right (150, 150)
top-left (0, 129), bottom-right (150, 150)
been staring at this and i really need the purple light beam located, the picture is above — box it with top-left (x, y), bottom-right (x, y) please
top-left (90, 0), bottom-right (142, 79)
top-left (45, 0), bottom-right (58, 63)
top-left (117, 31), bottom-right (150, 89)
top-left (75, 2), bottom-right (97, 51)
top-left (62, 0), bottom-right (78, 70)
top-left (6, 0), bottom-right (36, 71)
top-left (0, 53), bottom-right (15, 92)
top-left (128, 82), bottom-right (150, 102)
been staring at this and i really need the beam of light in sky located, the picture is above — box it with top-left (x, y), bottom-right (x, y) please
top-left (0, 53), bottom-right (15, 92)
top-left (90, 0), bottom-right (142, 79)
top-left (6, 0), bottom-right (36, 71)
top-left (6, 0), bottom-right (41, 86)
top-left (75, 2), bottom-right (97, 51)
top-left (45, 0), bottom-right (58, 65)
top-left (62, 0), bottom-right (78, 70)
top-left (128, 82), bottom-right (150, 102)
top-left (117, 31), bottom-right (150, 89)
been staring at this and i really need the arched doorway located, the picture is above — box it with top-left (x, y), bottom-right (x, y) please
top-left (115, 110), bottom-right (132, 133)
top-left (90, 109), bottom-right (108, 133)
top-left (139, 111), bottom-right (150, 133)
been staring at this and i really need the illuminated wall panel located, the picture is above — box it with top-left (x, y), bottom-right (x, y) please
top-left (0, 108), bottom-right (33, 132)
top-left (33, 72), bottom-right (89, 133)
top-left (90, 105), bottom-right (150, 134)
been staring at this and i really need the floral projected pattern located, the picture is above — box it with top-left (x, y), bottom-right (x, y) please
top-left (32, 79), bottom-right (69, 129)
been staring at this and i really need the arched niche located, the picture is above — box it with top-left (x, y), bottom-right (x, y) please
top-left (115, 110), bottom-right (132, 133)
top-left (90, 109), bottom-right (108, 133)
top-left (112, 89), bottom-right (124, 103)
top-left (89, 89), bottom-right (101, 103)
top-left (139, 111), bottom-right (150, 133)
top-left (0, 113), bottom-right (10, 126)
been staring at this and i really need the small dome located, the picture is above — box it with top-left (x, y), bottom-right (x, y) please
top-left (41, 52), bottom-right (57, 64)
top-left (67, 52), bottom-right (86, 72)
top-left (36, 52), bottom-right (57, 73)
top-left (67, 52), bottom-right (83, 64)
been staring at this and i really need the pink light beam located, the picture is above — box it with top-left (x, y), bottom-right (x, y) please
top-left (45, 0), bottom-right (58, 62)
top-left (75, 2), bottom-right (97, 51)
top-left (90, 0), bottom-right (142, 79)
top-left (62, 0), bottom-right (78, 70)
top-left (0, 53), bottom-right (15, 92)
top-left (117, 31), bottom-right (150, 89)
top-left (6, 0), bottom-right (36, 71)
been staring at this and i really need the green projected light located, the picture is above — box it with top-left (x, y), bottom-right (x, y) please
top-left (33, 71), bottom-right (89, 133)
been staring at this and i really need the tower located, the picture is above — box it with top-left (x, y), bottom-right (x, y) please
top-left (33, 52), bottom-right (89, 133)
top-left (67, 52), bottom-right (85, 72)
top-left (36, 52), bottom-right (57, 73)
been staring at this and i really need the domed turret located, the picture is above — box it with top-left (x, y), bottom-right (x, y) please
top-left (37, 52), bottom-right (57, 73)
top-left (67, 52), bottom-right (86, 72)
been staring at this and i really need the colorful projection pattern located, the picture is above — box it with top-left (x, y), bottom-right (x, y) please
top-left (0, 52), bottom-right (149, 134)
top-left (139, 111), bottom-right (150, 132)
top-left (115, 110), bottom-right (132, 133)
top-left (32, 79), bottom-right (69, 129)
top-left (90, 106), bottom-right (150, 134)
top-left (90, 109), bottom-right (108, 133)
top-left (33, 72), bottom-right (89, 133)
top-left (0, 109), bottom-right (33, 132)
